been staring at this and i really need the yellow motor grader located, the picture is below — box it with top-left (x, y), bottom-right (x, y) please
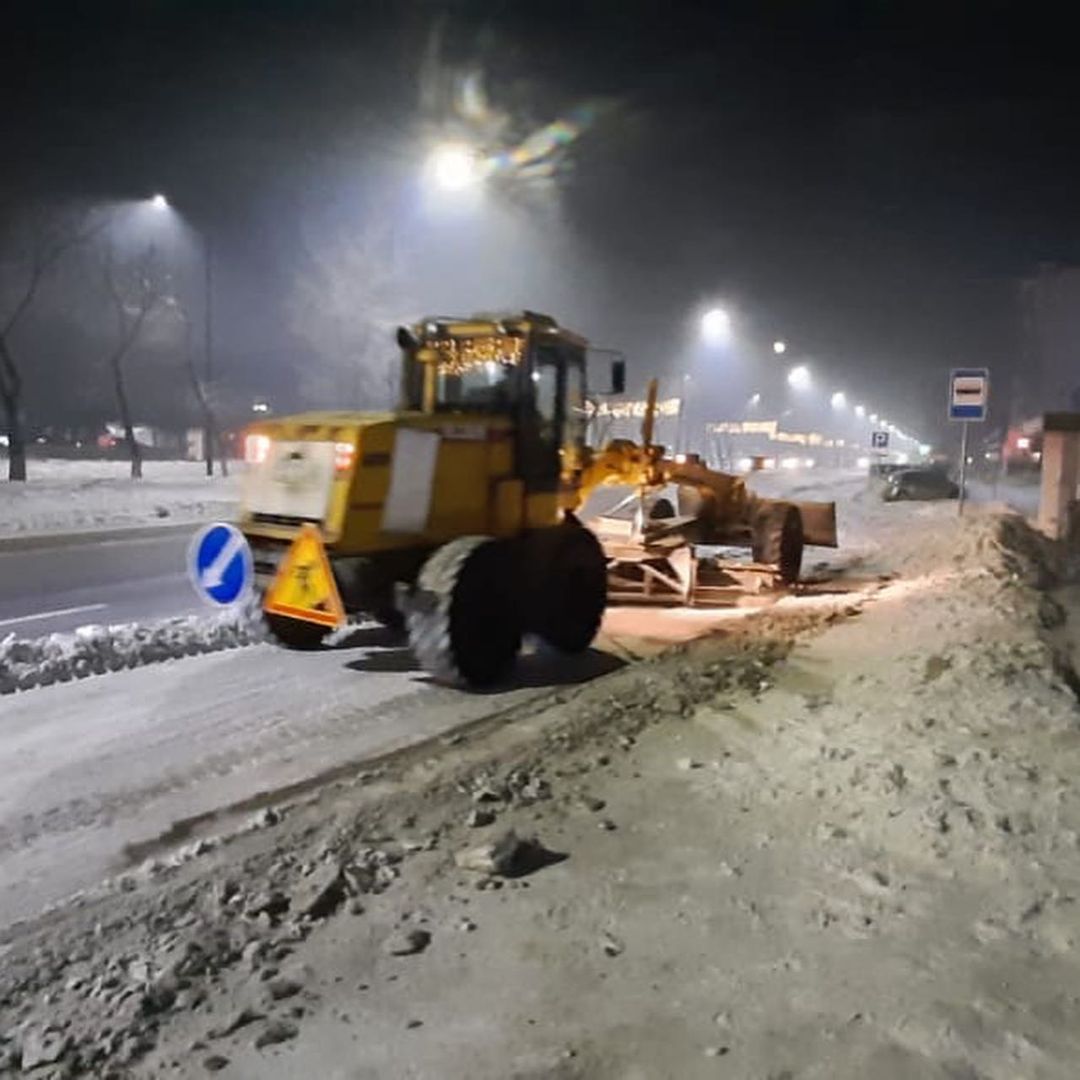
top-left (238, 312), bottom-right (837, 686)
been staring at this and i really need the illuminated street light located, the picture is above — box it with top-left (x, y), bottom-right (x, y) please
top-left (146, 192), bottom-right (218, 476)
top-left (700, 307), bottom-right (732, 345)
top-left (428, 143), bottom-right (480, 191)
top-left (830, 390), bottom-right (847, 410)
top-left (787, 364), bottom-right (811, 391)
top-left (747, 392), bottom-right (761, 408)
top-left (772, 340), bottom-right (787, 355)
top-left (870, 413), bottom-right (879, 423)
top-left (854, 404), bottom-right (866, 419)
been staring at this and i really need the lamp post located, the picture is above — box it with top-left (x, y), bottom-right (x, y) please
top-left (150, 194), bottom-right (221, 476)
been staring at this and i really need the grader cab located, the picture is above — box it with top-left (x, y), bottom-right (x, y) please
top-left (238, 312), bottom-right (837, 686)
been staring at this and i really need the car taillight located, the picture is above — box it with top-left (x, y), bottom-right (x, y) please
top-left (245, 433), bottom-right (271, 464)
top-left (334, 441), bottom-right (355, 475)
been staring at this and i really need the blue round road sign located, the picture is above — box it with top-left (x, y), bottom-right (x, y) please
top-left (188, 522), bottom-right (254, 607)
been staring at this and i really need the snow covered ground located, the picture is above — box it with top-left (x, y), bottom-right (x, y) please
top-left (3, 496), bottom-right (1077, 1077)
top-left (0, 459), bottom-right (239, 538)
top-left (3, 468), bottom-right (1078, 1078)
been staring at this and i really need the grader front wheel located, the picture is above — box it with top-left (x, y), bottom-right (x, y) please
top-left (751, 502), bottom-right (805, 585)
top-left (407, 536), bottom-right (522, 687)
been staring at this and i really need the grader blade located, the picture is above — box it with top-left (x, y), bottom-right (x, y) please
top-left (793, 500), bottom-right (838, 548)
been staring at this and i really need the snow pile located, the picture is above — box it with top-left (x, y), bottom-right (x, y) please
top-left (0, 459), bottom-right (240, 538)
top-left (0, 609), bottom-right (265, 695)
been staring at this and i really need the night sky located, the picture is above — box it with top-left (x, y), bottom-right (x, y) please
top-left (5, 1), bottom-right (1079, 438)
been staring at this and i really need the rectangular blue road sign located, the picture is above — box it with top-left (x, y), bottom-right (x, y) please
top-left (949, 368), bottom-right (989, 422)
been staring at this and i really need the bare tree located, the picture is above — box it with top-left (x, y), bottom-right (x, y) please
top-left (101, 245), bottom-right (166, 479)
top-left (0, 206), bottom-right (108, 480)
top-left (163, 296), bottom-right (225, 476)
top-left (288, 214), bottom-right (410, 409)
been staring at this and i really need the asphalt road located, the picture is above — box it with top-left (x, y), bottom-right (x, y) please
top-left (0, 526), bottom-right (204, 635)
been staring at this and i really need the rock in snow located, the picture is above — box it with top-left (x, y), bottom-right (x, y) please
top-left (454, 830), bottom-right (562, 877)
top-left (290, 863), bottom-right (346, 920)
top-left (384, 928), bottom-right (432, 956)
top-left (18, 1025), bottom-right (69, 1070)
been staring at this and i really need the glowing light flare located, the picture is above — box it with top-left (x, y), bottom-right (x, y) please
top-left (334, 441), bottom-right (356, 475)
top-left (830, 391), bottom-right (847, 410)
top-left (150, 193), bottom-right (169, 210)
top-left (244, 434), bottom-right (271, 465)
top-left (700, 307), bottom-right (732, 345)
top-left (429, 334), bottom-right (524, 376)
top-left (773, 340), bottom-right (787, 355)
top-left (787, 365), bottom-right (812, 391)
top-left (428, 144), bottom-right (481, 191)
top-left (854, 404), bottom-right (866, 418)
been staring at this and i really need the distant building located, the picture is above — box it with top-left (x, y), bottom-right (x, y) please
top-left (1018, 264), bottom-right (1080, 415)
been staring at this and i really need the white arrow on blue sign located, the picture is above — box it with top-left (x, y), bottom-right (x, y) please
top-left (188, 522), bottom-right (254, 607)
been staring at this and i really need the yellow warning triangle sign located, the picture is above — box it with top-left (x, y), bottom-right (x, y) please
top-left (264, 524), bottom-right (345, 629)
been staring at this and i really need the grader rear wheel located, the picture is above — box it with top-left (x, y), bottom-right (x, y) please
top-left (751, 502), bottom-right (804, 585)
top-left (526, 522), bottom-right (607, 653)
top-left (407, 536), bottom-right (522, 687)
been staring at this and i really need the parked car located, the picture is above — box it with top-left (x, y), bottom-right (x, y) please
top-left (882, 468), bottom-right (960, 501)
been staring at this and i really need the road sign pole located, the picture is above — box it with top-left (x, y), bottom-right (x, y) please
top-left (958, 420), bottom-right (969, 516)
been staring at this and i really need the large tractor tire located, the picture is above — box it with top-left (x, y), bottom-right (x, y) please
top-left (264, 612), bottom-right (332, 650)
top-left (525, 522), bottom-right (607, 653)
top-left (751, 501), bottom-right (805, 585)
top-left (407, 536), bottom-right (522, 687)
top-left (371, 605), bottom-right (406, 635)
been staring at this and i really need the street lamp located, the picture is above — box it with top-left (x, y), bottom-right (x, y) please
top-left (870, 413), bottom-right (879, 423)
top-left (830, 391), bottom-right (847, 410)
top-left (854, 404), bottom-right (866, 419)
top-left (428, 143), bottom-right (481, 191)
top-left (747, 392), bottom-right (761, 408)
top-left (772, 340), bottom-right (787, 355)
top-left (787, 364), bottom-right (811, 391)
top-left (700, 307), bottom-right (732, 345)
top-left (148, 193), bottom-right (219, 476)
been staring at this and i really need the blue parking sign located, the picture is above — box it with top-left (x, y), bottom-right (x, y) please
top-left (188, 523), bottom-right (253, 607)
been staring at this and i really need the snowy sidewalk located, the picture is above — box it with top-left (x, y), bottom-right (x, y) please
top-left (0, 459), bottom-right (239, 540)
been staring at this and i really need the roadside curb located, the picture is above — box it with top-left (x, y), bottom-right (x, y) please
top-left (0, 521), bottom-right (217, 554)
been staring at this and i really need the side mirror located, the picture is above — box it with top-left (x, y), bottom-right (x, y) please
top-left (610, 359), bottom-right (626, 396)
